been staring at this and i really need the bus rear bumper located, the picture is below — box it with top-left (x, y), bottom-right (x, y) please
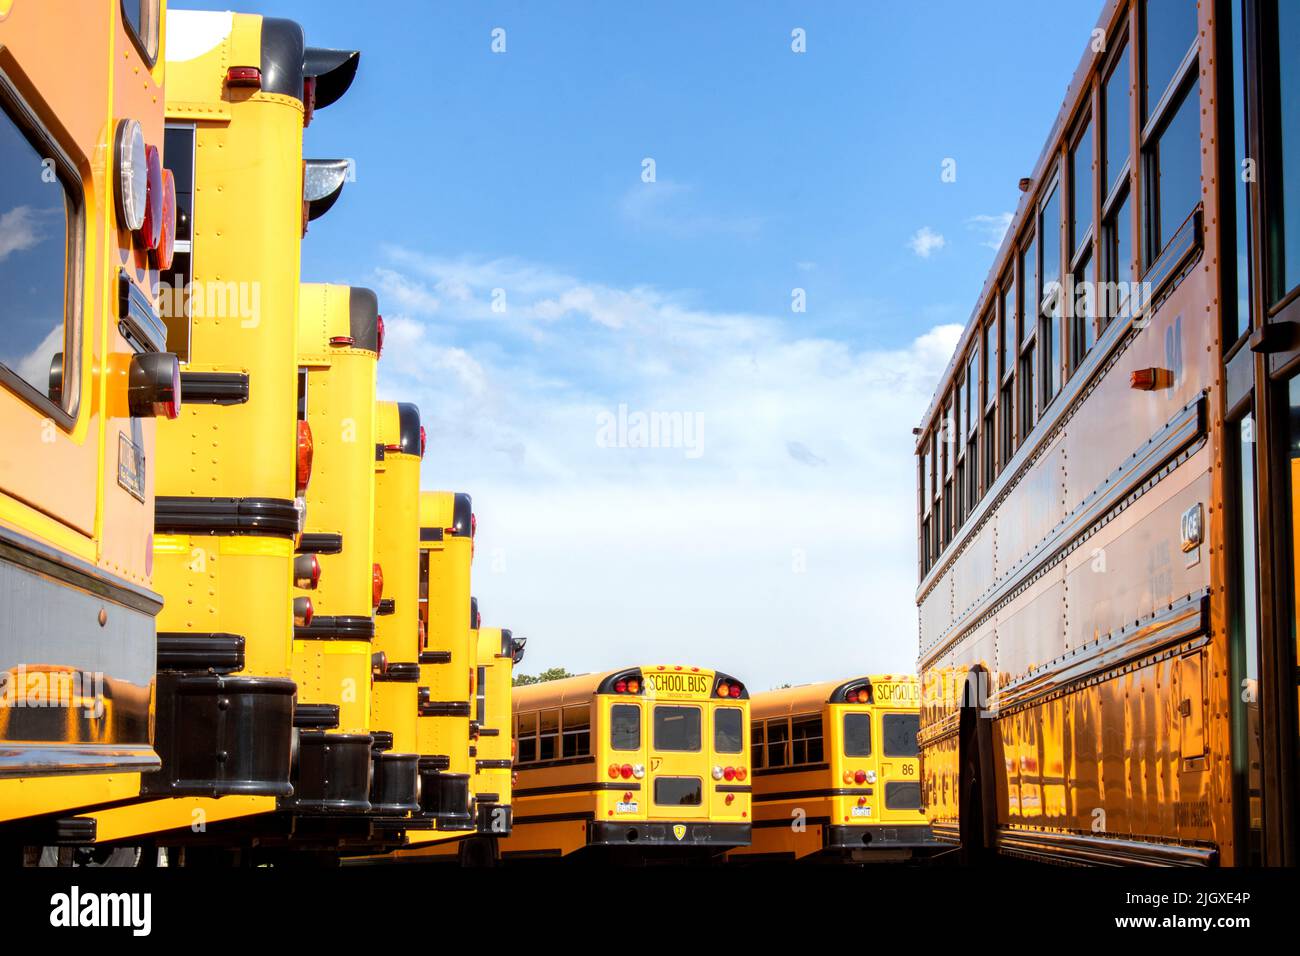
top-left (589, 821), bottom-right (751, 847)
top-left (824, 823), bottom-right (941, 850)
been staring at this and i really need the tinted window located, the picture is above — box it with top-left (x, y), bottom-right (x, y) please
top-left (1020, 237), bottom-right (1037, 343)
top-left (843, 713), bottom-right (872, 757)
top-left (538, 708), bottom-right (559, 761)
top-left (516, 711), bottom-right (537, 763)
top-left (985, 312), bottom-right (998, 386)
top-left (654, 777), bottom-right (702, 807)
top-left (883, 713), bottom-right (920, 757)
top-left (715, 707), bottom-right (743, 754)
top-left (750, 720), bottom-right (765, 768)
top-left (562, 703), bottom-right (590, 758)
top-left (1151, 79), bottom-right (1201, 257)
top-left (791, 714), bottom-right (824, 764)
top-left (1142, 0), bottom-right (1197, 121)
top-left (885, 781), bottom-right (923, 810)
top-left (1071, 120), bottom-right (1094, 256)
top-left (1104, 43), bottom-right (1131, 195)
top-left (766, 717), bottom-right (789, 767)
top-left (610, 703), bottom-right (640, 751)
top-left (0, 100), bottom-right (74, 410)
top-left (1104, 192), bottom-right (1133, 321)
top-left (1040, 185), bottom-right (1062, 302)
top-left (1269, 0), bottom-right (1300, 302)
top-left (653, 705), bottom-right (701, 752)
top-left (1001, 281), bottom-right (1015, 368)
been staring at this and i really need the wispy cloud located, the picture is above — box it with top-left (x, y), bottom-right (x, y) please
top-left (0, 206), bottom-right (47, 262)
top-left (619, 179), bottom-right (763, 239)
top-left (370, 249), bottom-right (958, 686)
top-left (907, 226), bottom-right (946, 259)
top-left (966, 211), bottom-right (1014, 250)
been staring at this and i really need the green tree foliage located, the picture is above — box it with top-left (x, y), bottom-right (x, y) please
top-left (513, 667), bottom-right (575, 687)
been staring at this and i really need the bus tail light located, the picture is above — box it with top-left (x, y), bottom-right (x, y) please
top-left (293, 554), bottom-right (321, 590)
top-left (372, 563), bottom-right (384, 609)
top-left (419, 426), bottom-right (427, 459)
top-left (725, 794), bottom-right (735, 805)
top-left (302, 75), bottom-right (317, 127)
top-left (619, 764), bottom-right (633, 780)
top-left (607, 764), bottom-right (620, 780)
top-left (114, 119), bottom-right (147, 232)
top-left (632, 764), bottom-right (645, 779)
top-left (156, 169), bottom-right (176, 271)
top-left (376, 314), bottom-right (385, 357)
top-left (712, 766), bottom-right (724, 781)
top-left (128, 352), bottom-right (181, 419)
top-left (293, 597), bottom-right (314, 627)
top-left (865, 770), bottom-right (877, 784)
top-left (854, 770), bottom-right (867, 785)
top-left (843, 771), bottom-right (854, 785)
top-left (227, 66), bottom-right (262, 88)
top-left (723, 766), bottom-right (736, 782)
top-left (140, 145), bottom-right (163, 252)
top-left (296, 420), bottom-right (314, 495)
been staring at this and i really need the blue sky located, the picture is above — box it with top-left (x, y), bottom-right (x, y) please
top-left (175, 1), bottom-right (1102, 687)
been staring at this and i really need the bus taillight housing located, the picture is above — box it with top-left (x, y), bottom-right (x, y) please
top-left (296, 420), bottom-right (314, 495)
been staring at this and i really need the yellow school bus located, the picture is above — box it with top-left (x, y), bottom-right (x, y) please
top-left (0, 0), bottom-right (180, 845)
top-left (285, 285), bottom-right (389, 815)
top-left (368, 398), bottom-right (423, 816)
top-left (408, 490), bottom-right (477, 838)
top-left (503, 666), bottom-right (752, 860)
top-left (729, 675), bottom-right (938, 863)
top-left (76, 11), bottom-right (359, 853)
top-left (397, 621), bottom-right (526, 864)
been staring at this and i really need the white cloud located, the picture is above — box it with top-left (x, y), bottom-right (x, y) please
top-left (371, 251), bottom-right (956, 688)
top-left (966, 211), bottom-right (1014, 250)
top-left (907, 226), bottom-right (946, 259)
top-left (0, 206), bottom-right (45, 262)
top-left (619, 179), bottom-right (763, 239)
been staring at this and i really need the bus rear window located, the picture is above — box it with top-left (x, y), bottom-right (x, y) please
top-left (885, 781), bottom-right (922, 810)
top-left (714, 707), bottom-right (743, 754)
top-left (610, 703), bottom-right (640, 751)
top-left (653, 705), bottom-right (701, 752)
top-left (883, 713), bottom-right (920, 757)
top-left (843, 713), bottom-right (872, 756)
top-left (654, 777), bottom-right (702, 806)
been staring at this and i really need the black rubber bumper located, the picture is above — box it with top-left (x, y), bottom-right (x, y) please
top-left (283, 731), bottom-right (373, 813)
top-left (141, 674), bottom-right (295, 797)
top-left (824, 824), bottom-right (942, 850)
top-left (588, 821), bottom-right (751, 847)
top-left (417, 767), bottom-right (474, 830)
top-left (370, 750), bottom-right (420, 813)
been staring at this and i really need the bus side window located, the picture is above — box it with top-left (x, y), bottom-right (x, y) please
top-left (609, 703), bottom-right (640, 751)
top-left (765, 718), bottom-right (789, 768)
top-left (538, 709), bottom-right (559, 760)
top-left (751, 721), bottom-right (765, 769)
top-left (516, 711), bottom-right (537, 763)
top-left (791, 714), bottom-right (824, 764)
top-left (561, 704), bottom-right (590, 758)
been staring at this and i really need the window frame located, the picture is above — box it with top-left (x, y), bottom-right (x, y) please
top-left (609, 702), bottom-right (641, 752)
top-left (120, 0), bottom-right (162, 67)
top-left (0, 71), bottom-right (85, 428)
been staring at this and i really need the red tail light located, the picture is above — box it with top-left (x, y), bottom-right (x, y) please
top-left (419, 425), bottom-right (427, 459)
top-left (418, 619), bottom-right (426, 650)
top-left (296, 420), bottom-right (314, 495)
top-left (302, 76), bottom-right (317, 127)
top-left (619, 764), bottom-right (633, 780)
top-left (854, 770), bottom-right (867, 785)
top-left (614, 679), bottom-right (627, 693)
top-left (140, 145), bottom-right (163, 252)
top-left (729, 684), bottom-right (741, 698)
top-left (723, 766), bottom-right (736, 782)
top-left (725, 794), bottom-right (735, 805)
top-left (156, 168), bottom-right (176, 271)
top-left (227, 66), bottom-right (262, 88)
top-left (376, 314), bottom-right (385, 358)
top-left (372, 563), bottom-right (384, 609)
top-left (293, 554), bottom-right (321, 589)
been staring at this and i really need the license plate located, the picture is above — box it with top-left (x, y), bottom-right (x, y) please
top-left (616, 801), bottom-right (639, 814)
top-left (851, 806), bottom-right (872, 818)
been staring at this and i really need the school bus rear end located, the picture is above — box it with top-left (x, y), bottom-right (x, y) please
top-left (505, 666), bottom-right (751, 860)
top-left (0, 0), bottom-right (179, 842)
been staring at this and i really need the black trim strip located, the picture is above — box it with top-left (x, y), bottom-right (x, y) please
top-left (155, 496), bottom-right (300, 538)
top-left (157, 632), bottom-right (244, 673)
top-left (515, 781), bottom-right (640, 798)
top-left (752, 816), bottom-right (832, 830)
top-left (478, 728), bottom-right (500, 737)
top-left (419, 650), bottom-right (451, 665)
top-left (513, 755), bottom-right (596, 771)
top-left (476, 759), bottom-right (513, 771)
top-left (294, 703), bottom-right (340, 730)
top-left (374, 662), bottom-right (420, 683)
top-left (0, 523), bottom-right (162, 615)
top-left (297, 532), bottom-right (343, 555)
top-left (347, 286), bottom-right (379, 351)
top-left (179, 371), bottom-right (250, 405)
top-left (302, 47), bottom-right (360, 109)
top-left (418, 755), bottom-right (450, 772)
top-left (294, 615), bottom-right (374, 642)
top-left (715, 784), bottom-right (752, 794)
top-left (419, 700), bottom-right (471, 718)
top-left (510, 811), bottom-right (595, 826)
top-left (449, 493), bottom-right (472, 536)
